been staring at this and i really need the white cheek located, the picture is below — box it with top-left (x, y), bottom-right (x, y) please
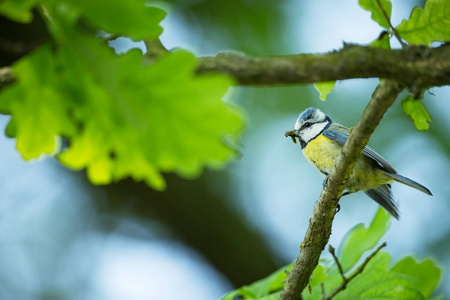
top-left (301, 127), bottom-right (318, 143)
top-left (301, 122), bottom-right (328, 143)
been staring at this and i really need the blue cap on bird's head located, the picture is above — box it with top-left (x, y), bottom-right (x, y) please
top-left (299, 107), bottom-right (319, 121)
top-left (294, 107), bottom-right (331, 131)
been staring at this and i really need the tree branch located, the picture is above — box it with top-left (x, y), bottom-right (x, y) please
top-left (1, 44), bottom-right (450, 89)
top-left (0, 66), bottom-right (16, 89)
top-left (279, 80), bottom-right (404, 300)
top-left (328, 245), bottom-right (345, 281)
top-left (323, 242), bottom-right (387, 300)
top-left (198, 44), bottom-right (450, 88)
top-left (144, 38), bottom-right (168, 59)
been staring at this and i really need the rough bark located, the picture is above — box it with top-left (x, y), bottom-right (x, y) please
top-left (197, 44), bottom-right (450, 88)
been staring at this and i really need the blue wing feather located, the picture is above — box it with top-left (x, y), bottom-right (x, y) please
top-left (323, 129), bottom-right (432, 196)
top-left (322, 130), bottom-right (396, 173)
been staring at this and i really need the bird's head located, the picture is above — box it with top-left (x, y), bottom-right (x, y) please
top-left (286, 107), bottom-right (333, 148)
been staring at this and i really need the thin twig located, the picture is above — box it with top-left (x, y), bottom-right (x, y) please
top-left (103, 34), bottom-right (119, 42)
top-left (324, 242), bottom-right (387, 300)
top-left (347, 242), bottom-right (387, 282)
top-left (374, 0), bottom-right (406, 48)
top-left (328, 245), bottom-right (345, 281)
top-left (0, 67), bottom-right (16, 88)
top-left (144, 38), bottom-right (168, 59)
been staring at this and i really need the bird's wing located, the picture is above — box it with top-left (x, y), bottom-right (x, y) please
top-left (322, 129), bottom-right (397, 173)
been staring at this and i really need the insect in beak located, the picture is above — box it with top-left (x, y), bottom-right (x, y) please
top-left (285, 130), bottom-right (297, 144)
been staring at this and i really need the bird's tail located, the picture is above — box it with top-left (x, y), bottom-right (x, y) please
top-left (386, 172), bottom-right (433, 196)
top-left (364, 185), bottom-right (400, 219)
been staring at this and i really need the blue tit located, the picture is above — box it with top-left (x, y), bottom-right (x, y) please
top-left (285, 107), bottom-right (432, 219)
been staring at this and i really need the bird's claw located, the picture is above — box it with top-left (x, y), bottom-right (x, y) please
top-left (322, 176), bottom-right (329, 188)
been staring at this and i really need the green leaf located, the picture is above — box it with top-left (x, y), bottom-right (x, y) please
top-left (359, 0), bottom-right (392, 29)
top-left (396, 0), bottom-right (450, 45)
top-left (335, 252), bottom-right (425, 299)
top-left (4, 117), bottom-right (17, 138)
top-left (337, 207), bottom-right (391, 272)
top-left (314, 81), bottom-right (335, 101)
top-left (258, 292), bottom-right (282, 300)
top-left (391, 257), bottom-right (442, 298)
top-left (220, 263), bottom-right (292, 299)
top-left (219, 209), bottom-right (442, 300)
top-left (0, 0), bottom-right (37, 22)
top-left (302, 263), bottom-right (330, 299)
top-left (308, 251), bottom-right (441, 299)
top-left (228, 251), bottom-right (442, 300)
top-left (309, 263), bottom-right (327, 287)
top-left (220, 287), bottom-right (255, 300)
top-left (402, 96), bottom-right (432, 130)
top-left (1, 0), bottom-right (165, 38)
top-left (58, 34), bottom-right (242, 189)
top-left (369, 31), bottom-right (391, 49)
top-left (0, 26), bottom-right (242, 189)
top-left (0, 45), bottom-right (77, 159)
top-left (66, 0), bottom-right (166, 39)
top-left (63, 35), bottom-right (241, 189)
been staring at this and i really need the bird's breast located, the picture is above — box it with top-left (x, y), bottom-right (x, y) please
top-left (302, 134), bottom-right (342, 176)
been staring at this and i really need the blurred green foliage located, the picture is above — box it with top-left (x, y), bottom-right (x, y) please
top-left (0, 0), bottom-right (243, 190)
top-left (337, 208), bottom-right (391, 272)
top-left (164, 0), bottom-right (291, 55)
top-left (221, 208), bottom-right (442, 300)
top-left (0, 0), bottom-right (165, 38)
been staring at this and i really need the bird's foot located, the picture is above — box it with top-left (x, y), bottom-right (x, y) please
top-left (322, 176), bottom-right (329, 188)
top-left (335, 203), bottom-right (341, 213)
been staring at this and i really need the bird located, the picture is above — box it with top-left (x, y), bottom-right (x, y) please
top-left (285, 107), bottom-right (432, 219)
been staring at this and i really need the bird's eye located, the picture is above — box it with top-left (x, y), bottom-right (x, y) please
top-left (304, 122), bottom-right (311, 128)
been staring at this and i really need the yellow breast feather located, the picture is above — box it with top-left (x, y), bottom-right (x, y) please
top-left (303, 133), bottom-right (392, 191)
top-left (302, 134), bottom-right (341, 176)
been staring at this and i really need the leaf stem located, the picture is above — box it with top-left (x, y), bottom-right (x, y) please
top-left (374, 0), bottom-right (406, 48)
top-left (323, 242), bottom-right (387, 300)
top-left (328, 245), bottom-right (345, 282)
top-left (320, 283), bottom-right (326, 299)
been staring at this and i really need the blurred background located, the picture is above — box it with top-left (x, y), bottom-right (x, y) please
top-left (1, 0), bottom-right (449, 299)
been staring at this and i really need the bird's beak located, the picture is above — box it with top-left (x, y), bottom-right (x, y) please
top-left (285, 130), bottom-right (297, 144)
